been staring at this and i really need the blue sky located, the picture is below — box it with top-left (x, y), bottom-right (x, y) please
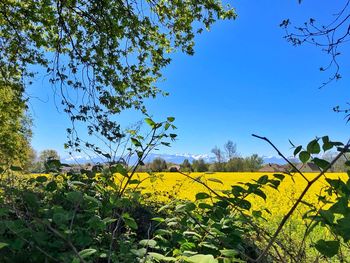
top-left (28, 1), bottom-right (350, 159)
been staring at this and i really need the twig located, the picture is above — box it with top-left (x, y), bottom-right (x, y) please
top-left (252, 134), bottom-right (309, 182)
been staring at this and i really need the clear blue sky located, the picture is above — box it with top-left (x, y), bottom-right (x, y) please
top-left (28, 0), bottom-right (350, 159)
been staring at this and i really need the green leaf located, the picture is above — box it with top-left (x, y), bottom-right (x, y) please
top-left (187, 254), bottom-right (218, 263)
top-left (122, 213), bottom-right (138, 230)
top-left (102, 217), bottom-right (117, 225)
top-left (185, 202), bottom-right (196, 212)
top-left (53, 213), bottom-right (68, 225)
top-left (145, 117), bottom-right (156, 127)
top-left (175, 202), bottom-right (196, 212)
top-left (313, 158), bottom-right (329, 170)
top-left (267, 179), bottom-right (281, 189)
top-left (148, 252), bottom-right (176, 262)
top-left (252, 210), bottom-right (263, 218)
top-left (231, 185), bottom-right (246, 196)
top-left (131, 138), bottom-right (142, 147)
top-left (334, 216), bottom-right (350, 242)
top-left (307, 139), bottom-right (321, 154)
top-left (235, 199), bottom-right (251, 210)
top-left (139, 239), bottom-right (157, 248)
top-left (314, 240), bottom-right (339, 258)
top-left (195, 192), bottom-right (210, 200)
top-left (66, 191), bottom-right (83, 204)
top-left (84, 195), bottom-right (101, 207)
top-left (131, 248), bottom-right (147, 257)
top-left (167, 117), bottom-right (175, 122)
top-left (299, 151), bottom-right (310, 163)
top-left (46, 181), bottom-right (57, 191)
top-left (152, 217), bottom-right (165, 223)
top-left (207, 178), bottom-right (223, 184)
top-left (319, 210), bottom-right (334, 224)
top-left (0, 242), bottom-right (8, 249)
top-left (10, 165), bottom-right (22, 171)
top-left (23, 192), bottom-right (39, 209)
top-left (257, 175), bottom-right (268, 184)
top-left (220, 249), bottom-right (238, 257)
top-left (322, 136), bottom-right (333, 151)
top-left (128, 179), bottom-right (141, 184)
top-left (36, 176), bottom-right (47, 183)
top-left (253, 188), bottom-right (267, 200)
top-left (293, 145), bottom-right (302, 156)
top-left (273, 174), bottom-right (285, 181)
top-left (198, 203), bottom-right (212, 209)
top-left (79, 248), bottom-right (97, 259)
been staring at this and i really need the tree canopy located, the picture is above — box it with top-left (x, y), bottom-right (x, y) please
top-left (0, 0), bottom-right (235, 158)
top-left (0, 83), bottom-right (32, 167)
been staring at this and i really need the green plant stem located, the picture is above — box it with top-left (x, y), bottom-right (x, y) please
top-left (118, 127), bottom-right (158, 197)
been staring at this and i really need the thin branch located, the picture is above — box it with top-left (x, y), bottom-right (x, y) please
top-left (252, 134), bottom-right (309, 182)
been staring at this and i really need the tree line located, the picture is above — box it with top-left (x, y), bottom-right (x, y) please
top-left (137, 140), bottom-right (264, 172)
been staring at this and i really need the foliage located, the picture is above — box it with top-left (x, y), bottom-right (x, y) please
top-left (180, 159), bottom-right (192, 172)
top-left (39, 149), bottom-right (60, 163)
top-left (210, 141), bottom-right (263, 172)
top-left (192, 159), bottom-right (209, 172)
top-left (0, 116), bottom-right (177, 262)
top-left (0, 84), bottom-right (32, 168)
top-left (0, 0), bottom-right (236, 154)
top-left (1, 136), bottom-right (350, 262)
top-left (0, 165), bottom-right (147, 262)
top-left (150, 158), bottom-right (168, 172)
top-left (29, 149), bottom-right (61, 173)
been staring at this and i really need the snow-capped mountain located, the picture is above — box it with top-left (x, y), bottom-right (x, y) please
top-left (62, 152), bottom-right (216, 164)
top-left (62, 152), bottom-right (299, 165)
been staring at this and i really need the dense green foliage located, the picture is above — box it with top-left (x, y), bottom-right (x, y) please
top-left (0, 84), bottom-right (32, 167)
top-left (1, 137), bottom-right (350, 262)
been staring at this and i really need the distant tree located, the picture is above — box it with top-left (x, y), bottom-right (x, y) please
top-left (211, 146), bottom-right (224, 163)
top-left (244, 154), bottom-right (264, 172)
top-left (150, 158), bottom-right (167, 172)
top-left (323, 152), bottom-right (350, 172)
top-left (225, 157), bottom-right (245, 172)
top-left (180, 159), bottom-right (192, 172)
top-left (30, 149), bottom-right (60, 172)
top-left (192, 159), bottom-right (208, 172)
top-left (224, 140), bottom-right (237, 160)
top-left (39, 149), bottom-right (60, 163)
top-left (22, 147), bottom-right (37, 173)
top-left (211, 146), bottom-right (225, 171)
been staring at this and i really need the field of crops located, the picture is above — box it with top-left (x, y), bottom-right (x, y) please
top-left (121, 171), bottom-right (347, 224)
top-left (121, 171), bottom-right (348, 259)
top-left (125, 171), bottom-right (346, 203)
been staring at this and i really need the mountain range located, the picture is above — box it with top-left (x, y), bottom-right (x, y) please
top-left (63, 153), bottom-right (298, 165)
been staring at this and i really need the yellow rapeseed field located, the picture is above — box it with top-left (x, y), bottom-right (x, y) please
top-left (122, 172), bottom-right (347, 206)
top-left (120, 171), bottom-right (348, 253)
